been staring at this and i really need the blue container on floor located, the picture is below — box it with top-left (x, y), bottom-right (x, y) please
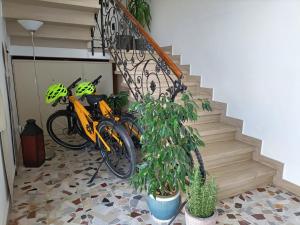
top-left (147, 192), bottom-right (181, 223)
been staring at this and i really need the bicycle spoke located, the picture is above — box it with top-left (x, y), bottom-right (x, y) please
top-left (47, 110), bottom-right (89, 150)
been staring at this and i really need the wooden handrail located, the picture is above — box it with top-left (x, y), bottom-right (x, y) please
top-left (115, 0), bottom-right (183, 79)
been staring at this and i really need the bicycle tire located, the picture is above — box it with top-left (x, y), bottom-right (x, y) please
top-left (47, 110), bottom-right (90, 150)
top-left (119, 113), bottom-right (143, 149)
top-left (96, 119), bottom-right (136, 179)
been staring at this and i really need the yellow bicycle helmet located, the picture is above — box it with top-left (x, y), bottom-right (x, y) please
top-left (45, 83), bottom-right (67, 104)
top-left (75, 82), bottom-right (95, 97)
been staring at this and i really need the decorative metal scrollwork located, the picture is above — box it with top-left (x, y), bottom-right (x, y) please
top-left (94, 0), bottom-right (186, 101)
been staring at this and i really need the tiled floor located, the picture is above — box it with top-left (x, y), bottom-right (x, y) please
top-left (8, 140), bottom-right (300, 225)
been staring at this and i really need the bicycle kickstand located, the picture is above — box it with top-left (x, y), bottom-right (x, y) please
top-left (167, 200), bottom-right (188, 225)
top-left (87, 156), bottom-right (106, 184)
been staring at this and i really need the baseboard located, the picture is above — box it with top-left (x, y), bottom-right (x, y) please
top-left (235, 132), bottom-right (300, 196)
top-left (274, 179), bottom-right (300, 196)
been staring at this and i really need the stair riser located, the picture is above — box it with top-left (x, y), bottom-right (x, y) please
top-left (183, 75), bottom-right (201, 85)
top-left (121, 53), bottom-right (180, 64)
top-left (121, 80), bottom-right (196, 90)
top-left (204, 152), bottom-right (253, 170)
top-left (187, 87), bottom-right (212, 100)
top-left (116, 72), bottom-right (201, 87)
top-left (11, 37), bottom-right (89, 49)
top-left (124, 86), bottom-right (210, 100)
top-left (116, 68), bottom-right (188, 79)
top-left (161, 46), bottom-right (172, 53)
top-left (202, 132), bottom-right (236, 144)
top-left (217, 175), bottom-right (273, 200)
top-left (7, 21), bottom-right (91, 41)
top-left (194, 114), bottom-right (221, 124)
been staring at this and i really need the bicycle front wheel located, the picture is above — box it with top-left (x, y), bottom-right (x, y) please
top-left (96, 119), bottom-right (136, 179)
top-left (47, 110), bottom-right (90, 150)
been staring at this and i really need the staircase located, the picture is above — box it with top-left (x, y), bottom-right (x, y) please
top-left (4, 0), bottom-right (99, 48)
top-left (4, 0), bottom-right (277, 200)
top-left (115, 46), bottom-right (276, 200)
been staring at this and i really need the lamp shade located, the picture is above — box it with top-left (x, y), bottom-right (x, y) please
top-left (17, 20), bottom-right (44, 32)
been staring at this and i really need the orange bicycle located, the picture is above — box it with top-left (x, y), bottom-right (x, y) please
top-left (79, 76), bottom-right (143, 150)
top-left (45, 77), bottom-right (136, 178)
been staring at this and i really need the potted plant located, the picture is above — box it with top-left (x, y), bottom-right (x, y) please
top-left (127, 0), bottom-right (151, 50)
top-left (185, 168), bottom-right (218, 225)
top-left (116, 33), bottom-right (134, 51)
top-left (130, 92), bottom-right (205, 222)
top-left (107, 91), bottom-right (129, 115)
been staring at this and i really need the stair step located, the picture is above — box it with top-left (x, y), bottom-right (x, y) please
top-left (181, 108), bottom-right (222, 125)
top-left (161, 46), bottom-right (172, 54)
top-left (190, 122), bottom-right (237, 143)
top-left (182, 75), bottom-right (201, 84)
top-left (171, 55), bottom-right (181, 64)
top-left (11, 0), bottom-right (100, 12)
top-left (7, 21), bottom-right (92, 41)
top-left (122, 79), bottom-right (198, 89)
top-left (4, 1), bottom-right (96, 26)
top-left (209, 160), bottom-right (275, 199)
top-left (121, 83), bottom-right (211, 100)
top-left (202, 140), bottom-right (255, 169)
top-left (191, 122), bottom-right (237, 136)
top-left (115, 68), bottom-right (188, 79)
top-left (198, 111), bottom-right (222, 124)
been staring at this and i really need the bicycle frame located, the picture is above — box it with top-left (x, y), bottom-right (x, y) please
top-left (68, 96), bottom-right (122, 151)
top-left (99, 100), bottom-right (141, 139)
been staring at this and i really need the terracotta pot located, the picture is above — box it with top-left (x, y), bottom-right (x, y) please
top-left (184, 206), bottom-right (218, 225)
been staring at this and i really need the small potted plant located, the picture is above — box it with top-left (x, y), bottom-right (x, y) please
top-left (130, 92), bottom-right (205, 223)
top-left (185, 168), bottom-right (218, 225)
top-left (107, 91), bottom-right (129, 115)
top-left (127, 0), bottom-right (151, 50)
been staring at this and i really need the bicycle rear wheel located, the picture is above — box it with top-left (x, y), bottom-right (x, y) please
top-left (47, 110), bottom-right (90, 150)
top-left (96, 119), bottom-right (136, 179)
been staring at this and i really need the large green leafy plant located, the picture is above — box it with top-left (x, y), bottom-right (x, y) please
top-left (187, 168), bottom-right (217, 218)
top-left (130, 93), bottom-right (206, 197)
top-left (128, 0), bottom-right (152, 30)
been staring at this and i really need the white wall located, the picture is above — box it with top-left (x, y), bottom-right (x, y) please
top-left (151, 0), bottom-right (300, 186)
top-left (0, 0), bottom-right (13, 224)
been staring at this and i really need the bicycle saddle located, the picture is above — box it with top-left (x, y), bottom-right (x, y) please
top-left (86, 94), bottom-right (107, 106)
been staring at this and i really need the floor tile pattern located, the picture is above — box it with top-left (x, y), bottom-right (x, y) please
top-left (8, 140), bottom-right (300, 225)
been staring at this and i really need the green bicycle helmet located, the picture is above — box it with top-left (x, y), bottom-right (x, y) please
top-left (75, 81), bottom-right (95, 97)
top-left (45, 83), bottom-right (67, 104)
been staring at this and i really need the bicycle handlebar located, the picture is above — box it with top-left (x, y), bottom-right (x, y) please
top-left (68, 77), bottom-right (82, 90)
top-left (51, 77), bottom-right (81, 107)
top-left (52, 98), bottom-right (60, 107)
top-left (92, 75), bottom-right (102, 86)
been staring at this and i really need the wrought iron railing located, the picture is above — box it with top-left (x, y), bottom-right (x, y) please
top-left (92, 0), bottom-right (186, 101)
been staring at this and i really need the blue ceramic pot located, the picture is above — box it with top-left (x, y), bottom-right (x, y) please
top-left (147, 192), bottom-right (181, 223)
